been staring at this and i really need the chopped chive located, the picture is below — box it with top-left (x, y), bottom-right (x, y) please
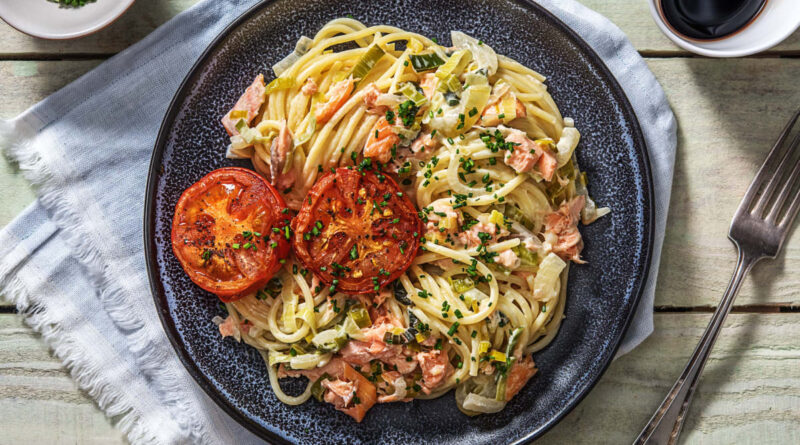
top-left (447, 322), bottom-right (460, 336)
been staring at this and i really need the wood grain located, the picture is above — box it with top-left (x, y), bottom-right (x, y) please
top-left (0, 60), bottom-right (102, 229)
top-left (0, 314), bottom-right (124, 444)
top-left (0, 0), bottom-right (201, 58)
top-left (649, 58), bottom-right (800, 307)
top-left (2, 313), bottom-right (799, 444)
top-left (579, 0), bottom-right (800, 55)
top-left (542, 313), bottom-right (800, 445)
top-left (0, 0), bottom-right (798, 57)
top-left (1, 1), bottom-right (799, 443)
top-left (2, 58), bottom-right (798, 307)
top-left (0, 60), bottom-right (102, 118)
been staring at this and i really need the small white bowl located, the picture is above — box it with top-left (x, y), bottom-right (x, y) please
top-left (648, 0), bottom-right (800, 57)
top-left (0, 0), bottom-right (135, 40)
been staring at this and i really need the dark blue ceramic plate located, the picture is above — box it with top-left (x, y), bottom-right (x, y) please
top-left (145, 0), bottom-right (654, 443)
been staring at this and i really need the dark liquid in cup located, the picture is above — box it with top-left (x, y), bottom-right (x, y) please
top-left (659, 0), bottom-right (767, 40)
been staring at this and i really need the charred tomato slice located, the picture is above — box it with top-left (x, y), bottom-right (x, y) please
top-left (292, 168), bottom-right (422, 294)
top-left (171, 167), bottom-right (291, 301)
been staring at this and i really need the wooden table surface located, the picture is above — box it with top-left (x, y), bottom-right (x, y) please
top-left (2, 1), bottom-right (799, 443)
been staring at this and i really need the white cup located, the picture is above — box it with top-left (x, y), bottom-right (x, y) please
top-left (648, 0), bottom-right (800, 57)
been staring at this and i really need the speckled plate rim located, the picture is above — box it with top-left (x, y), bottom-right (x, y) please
top-left (144, 1), bottom-right (655, 443)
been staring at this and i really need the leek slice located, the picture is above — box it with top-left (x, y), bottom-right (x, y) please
top-left (268, 350), bottom-right (325, 370)
top-left (435, 49), bottom-right (472, 81)
top-left (268, 351), bottom-right (291, 366)
top-left (310, 373), bottom-right (332, 401)
top-left (290, 352), bottom-right (327, 370)
top-left (409, 52), bottom-right (445, 72)
top-left (265, 76), bottom-right (296, 94)
top-left (512, 245), bottom-right (539, 267)
top-left (462, 392), bottom-right (506, 414)
top-left (407, 38), bottom-right (424, 53)
top-left (399, 82), bottom-right (428, 107)
top-left (503, 204), bottom-right (534, 230)
top-left (545, 158), bottom-right (577, 205)
top-left (556, 126), bottom-right (580, 167)
top-left (273, 36), bottom-right (313, 77)
top-left (311, 329), bottom-right (348, 352)
top-left (281, 282), bottom-right (298, 331)
top-left (294, 99), bottom-right (317, 147)
top-left (505, 327), bottom-right (523, 358)
top-left (464, 71), bottom-right (489, 87)
top-left (226, 140), bottom-right (252, 159)
top-left (296, 118), bottom-right (316, 146)
top-left (449, 277), bottom-right (475, 294)
top-left (533, 252), bottom-right (566, 301)
top-left (234, 119), bottom-right (248, 134)
top-left (498, 94), bottom-right (518, 124)
top-left (348, 303), bottom-right (372, 328)
top-left (488, 209), bottom-right (505, 226)
top-left (298, 302), bottom-right (317, 333)
top-left (349, 44), bottom-right (385, 83)
top-left (456, 374), bottom-right (500, 416)
top-left (495, 327), bottom-right (523, 401)
top-left (235, 119), bottom-right (275, 146)
top-left (436, 74), bottom-right (462, 93)
top-left (434, 49), bottom-right (472, 93)
top-left (341, 316), bottom-right (366, 341)
top-left (451, 31), bottom-right (498, 76)
top-left (430, 69), bottom-right (488, 137)
top-left (488, 350), bottom-right (506, 362)
top-left (460, 82), bottom-right (491, 130)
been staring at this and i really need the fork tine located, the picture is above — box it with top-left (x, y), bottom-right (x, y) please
top-left (782, 180), bottom-right (800, 229)
top-left (742, 108), bottom-right (800, 214)
top-left (751, 127), bottom-right (800, 216)
top-left (766, 144), bottom-right (800, 223)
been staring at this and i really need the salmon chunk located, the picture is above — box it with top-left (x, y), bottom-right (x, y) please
top-left (315, 78), bottom-right (355, 124)
top-left (504, 355), bottom-right (537, 401)
top-left (544, 195), bottom-right (586, 263)
top-left (364, 116), bottom-right (400, 164)
top-left (221, 74), bottom-right (266, 136)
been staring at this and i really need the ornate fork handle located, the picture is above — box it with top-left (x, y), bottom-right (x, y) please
top-left (634, 248), bottom-right (760, 445)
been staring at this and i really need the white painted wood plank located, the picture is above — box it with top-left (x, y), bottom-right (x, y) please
top-left (0, 60), bottom-right (101, 236)
top-left (0, 60), bottom-right (102, 119)
top-left (648, 58), bottom-right (800, 307)
top-left (0, 1), bottom-right (797, 57)
top-left (580, 0), bottom-right (800, 55)
top-left (2, 313), bottom-right (799, 444)
top-left (0, 314), bottom-right (124, 444)
top-left (2, 58), bottom-right (800, 308)
top-left (0, 0), bottom-right (200, 57)
top-left (543, 313), bottom-right (800, 444)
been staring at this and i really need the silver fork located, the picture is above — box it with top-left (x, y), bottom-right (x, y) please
top-left (634, 108), bottom-right (800, 445)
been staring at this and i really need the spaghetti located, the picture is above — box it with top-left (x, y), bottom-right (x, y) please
top-left (213, 18), bottom-right (608, 420)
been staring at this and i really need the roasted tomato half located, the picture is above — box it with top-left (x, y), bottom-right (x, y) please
top-left (292, 167), bottom-right (422, 294)
top-left (171, 167), bottom-right (291, 301)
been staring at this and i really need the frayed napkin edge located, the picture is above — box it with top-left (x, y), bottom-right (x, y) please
top-left (0, 259), bottom-right (170, 444)
top-left (1, 117), bottom-right (210, 445)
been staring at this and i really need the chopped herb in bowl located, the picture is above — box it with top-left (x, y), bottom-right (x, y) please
top-left (49, 0), bottom-right (97, 7)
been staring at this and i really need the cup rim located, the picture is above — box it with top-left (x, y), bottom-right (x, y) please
top-left (647, 0), bottom-right (800, 57)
